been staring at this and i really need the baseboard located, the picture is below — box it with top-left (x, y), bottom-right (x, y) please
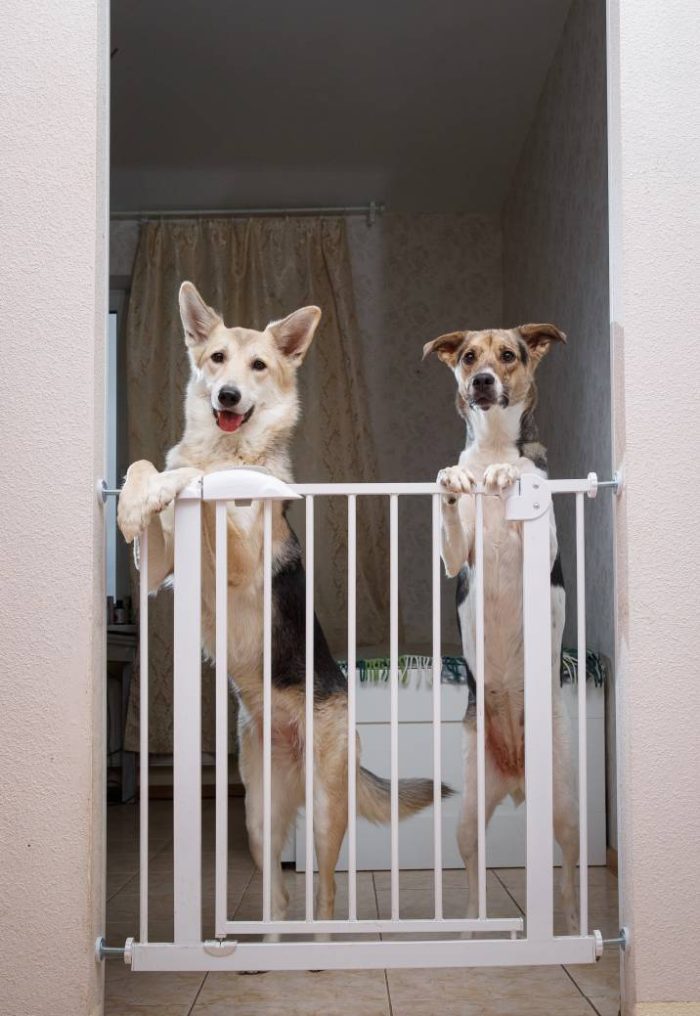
top-left (607, 846), bottom-right (618, 876)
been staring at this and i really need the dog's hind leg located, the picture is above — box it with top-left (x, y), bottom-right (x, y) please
top-left (238, 720), bottom-right (301, 929)
top-left (312, 756), bottom-right (348, 926)
top-left (553, 696), bottom-right (579, 934)
top-left (457, 722), bottom-right (508, 926)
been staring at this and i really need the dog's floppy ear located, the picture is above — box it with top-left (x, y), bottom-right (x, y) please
top-left (268, 306), bottom-right (322, 366)
top-left (422, 331), bottom-right (465, 367)
top-left (517, 323), bottom-right (567, 365)
top-left (179, 282), bottom-right (222, 346)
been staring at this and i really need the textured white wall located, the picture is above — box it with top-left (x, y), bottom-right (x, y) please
top-left (0, 2), bottom-right (108, 1014)
top-left (609, 0), bottom-right (700, 1010)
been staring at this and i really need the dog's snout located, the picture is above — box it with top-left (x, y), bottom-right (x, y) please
top-left (218, 386), bottom-right (242, 409)
top-left (472, 372), bottom-right (495, 391)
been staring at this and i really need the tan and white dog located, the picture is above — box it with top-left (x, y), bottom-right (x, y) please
top-left (423, 323), bottom-right (579, 932)
top-left (119, 282), bottom-right (446, 924)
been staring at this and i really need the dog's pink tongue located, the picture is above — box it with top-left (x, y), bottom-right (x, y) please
top-left (217, 410), bottom-right (244, 433)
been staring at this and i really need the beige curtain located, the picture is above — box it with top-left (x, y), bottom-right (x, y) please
top-left (124, 217), bottom-right (387, 753)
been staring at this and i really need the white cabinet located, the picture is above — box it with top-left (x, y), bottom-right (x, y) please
top-left (291, 669), bottom-right (606, 870)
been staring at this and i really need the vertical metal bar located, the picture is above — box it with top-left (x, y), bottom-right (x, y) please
top-left (576, 493), bottom-right (589, 935)
top-left (262, 499), bottom-right (273, 923)
top-left (474, 492), bottom-right (487, 920)
top-left (139, 527), bottom-right (149, 943)
top-left (522, 504), bottom-right (554, 942)
top-left (347, 495), bottom-right (357, 922)
top-left (305, 496), bottom-right (315, 921)
top-left (431, 494), bottom-right (443, 920)
top-left (389, 494), bottom-right (400, 921)
top-left (173, 496), bottom-right (202, 944)
top-left (215, 502), bottom-right (229, 937)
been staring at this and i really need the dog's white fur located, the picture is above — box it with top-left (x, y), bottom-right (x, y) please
top-left (425, 324), bottom-right (579, 933)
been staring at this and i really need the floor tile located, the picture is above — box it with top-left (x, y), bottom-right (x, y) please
top-left (585, 996), bottom-right (620, 1016)
top-left (192, 969), bottom-right (391, 1015)
top-left (105, 962), bottom-right (204, 1009)
top-left (375, 871), bottom-right (519, 919)
top-left (566, 949), bottom-right (621, 1012)
top-left (234, 870), bottom-right (379, 923)
top-left (387, 965), bottom-right (598, 1016)
top-left (104, 1003), bottom-right (191, 1016)
top-left (105, 803), bottom-right (620, 1016)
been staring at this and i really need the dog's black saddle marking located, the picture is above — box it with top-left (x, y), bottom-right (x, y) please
top-left (551, 551), bottom-right (565, 588)
top-left (271, 532), bottom-right (346, 700)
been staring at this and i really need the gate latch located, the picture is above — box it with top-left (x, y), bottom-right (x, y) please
top-left (505, 474), bottom-right (552, 521)
top-left (204, 939), bottom-right (238, 957)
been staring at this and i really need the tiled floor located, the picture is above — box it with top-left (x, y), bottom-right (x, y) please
top-left (106, 800), bottom-right (620, 1016)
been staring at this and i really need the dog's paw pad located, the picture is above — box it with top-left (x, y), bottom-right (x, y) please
top-left (483, 463), bottom-right (520, 493)
top-left (438, 465), bottom-right (475, 496)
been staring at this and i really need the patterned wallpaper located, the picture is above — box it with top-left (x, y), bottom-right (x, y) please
top-left (501, 0), bottom-right (615, 843)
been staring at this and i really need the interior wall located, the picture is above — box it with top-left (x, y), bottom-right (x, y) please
top-left (348, 212), bottom-right (503, 649)
top-left (501, 0), bottom-right (616, 844)
top-left (1, 1), bottom-right (108, 1012)
top-left (610, 0), bottom-right (700, 1007)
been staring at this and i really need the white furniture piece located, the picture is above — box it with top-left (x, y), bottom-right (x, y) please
top-left (292, 664), bottom-right (606, 870)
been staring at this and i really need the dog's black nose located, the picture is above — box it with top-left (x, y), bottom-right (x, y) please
top-left (218, 386), bottom-right (242, 408)
top-left (472, 373), bottom-right (495, 391)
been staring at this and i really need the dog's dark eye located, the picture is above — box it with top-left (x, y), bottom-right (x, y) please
top-left (501, 350), bottom-right (516, 363)
top-left (211, 351), bottom-right (225, 364)
top-left (463, 350), bottom-right (476, 365)
top-left (251, 358), bottom-right (267, 371)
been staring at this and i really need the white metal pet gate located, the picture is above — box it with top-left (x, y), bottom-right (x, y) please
top-left (111, 469), bottom-right (619, 972)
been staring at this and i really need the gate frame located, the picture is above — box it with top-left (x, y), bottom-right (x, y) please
top-left (124, 469), bottom-right (606, 972)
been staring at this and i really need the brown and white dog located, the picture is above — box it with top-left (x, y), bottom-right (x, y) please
top-left (423, 323), bottom-right (579, 932)
top-left (119, 282), bottom-right (446, 925)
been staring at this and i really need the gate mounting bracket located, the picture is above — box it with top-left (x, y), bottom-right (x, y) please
top-left (96, 936), bottom-right (132, 964)
top-left (603, 927), bottom-right (629, 952)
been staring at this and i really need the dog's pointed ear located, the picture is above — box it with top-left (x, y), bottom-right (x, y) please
top-left (422, 331), bottom-right (465, 367)
top-left (268, 306), bottom-right (322, 366)
top-left (517, 323), bottom-right (567, 365)
top-left (179, 282), bottom-right (222, 346)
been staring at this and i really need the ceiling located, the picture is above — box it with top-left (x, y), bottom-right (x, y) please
top-left (111, 0), bottom-right (573, 214)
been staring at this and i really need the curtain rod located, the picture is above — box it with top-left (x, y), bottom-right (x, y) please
top-left (111, 201), bottom-right (386, 226)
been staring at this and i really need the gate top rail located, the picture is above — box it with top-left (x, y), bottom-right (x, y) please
top-left (195, 469), bottom-right (602, 502)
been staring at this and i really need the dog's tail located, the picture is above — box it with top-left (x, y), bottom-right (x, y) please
top-left (357, 766), bottom-right (454, 824)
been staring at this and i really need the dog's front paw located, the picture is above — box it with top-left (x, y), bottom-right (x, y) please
top-left (118, 461), bottom-right (160, 543)
top-left (483, 462), bottom-right (520, 493)
top-left (117, 463), bottom-right (201, 543)
top-left (437, 465), bottom-right (476, 499)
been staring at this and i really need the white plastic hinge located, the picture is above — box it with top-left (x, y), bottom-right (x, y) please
top-left (504, 474), bottom-right (552, 521)
top-left (202, 467), bottom-right (301, 502)
top-left (203, 939), bottom-right (238, 957)
top-left (178, 476), bottom-right (204, 500)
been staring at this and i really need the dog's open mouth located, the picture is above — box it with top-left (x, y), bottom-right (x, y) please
top-left (470, 393), bottom-right (510, 411)
top-left (471, 395), bottom-right (495, 410)
top-left (213, 406), bottom-right (255, 433)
